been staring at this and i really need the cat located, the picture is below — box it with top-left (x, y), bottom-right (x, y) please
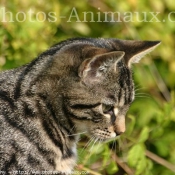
top-left (0, 38), bottom-right (160, 174)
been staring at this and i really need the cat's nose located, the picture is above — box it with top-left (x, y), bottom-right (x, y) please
top-left (114, 116), bottom-right (126, 135)
top-left (115, 125), bottom-right (126, 135)
top-left (115, 131), bottom-right (124, 136)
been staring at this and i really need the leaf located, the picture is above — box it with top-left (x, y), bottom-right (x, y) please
top-left (135, 156), bottom-right (147, 175)
top-left (136, 157), bottom-right (153, 175)
top-left (106, 161), bottom-right (118, 175)
top-left (128, 144), bottom-right (152, 175)
top-left (127, 144), bottom-right (145, 167)
top-left (138, 127), bottom-right (149, 143)
top-left (126, 115), bottom-right (136, 135)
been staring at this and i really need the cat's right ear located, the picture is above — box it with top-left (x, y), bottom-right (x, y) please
top-left (78, 51), bottom-right (125, 85)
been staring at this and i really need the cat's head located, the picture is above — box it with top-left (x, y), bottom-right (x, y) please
top-left (61, 38), bottom-right (160, 141)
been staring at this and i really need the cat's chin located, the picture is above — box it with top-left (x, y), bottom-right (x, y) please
top-left (98, 135), bottom-right (120, 143)
top-left (87, 133), bottom-right (120, 143)
top-left (85, 132), bottom-right (119, 143)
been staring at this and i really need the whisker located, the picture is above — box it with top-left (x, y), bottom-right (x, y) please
top-left (135, 91), bottom-right (149, 94)
top-left (135, 94), bottom-right (148, 96)
top-left (135, 92), bottom-right (151, 99)
top-left (96, 138), bottom-right (102, 150)
top-left (134, 88), bottom-right (144, 92)
top-left (66, 131), bottom-right (87, 137)
top-left (80, 136), bottom-right (95, 154)
top-left (135, 95), bottom-right (151, 99)
top-left (85, 137), bottom-right (96, 164)
top-left (111, 140), bottom-right (115, 152)
top-left (134, 85), bottom-right (145, 91)
top-left (89, 137), bottom-right (98, 152)
top-left (106, 140), bottom-right (114, 162)
top-left (69, 125), bottom-right (76, 133)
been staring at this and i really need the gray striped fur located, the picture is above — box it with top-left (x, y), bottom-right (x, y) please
top-left (0, 38), bottom-right (160, 174)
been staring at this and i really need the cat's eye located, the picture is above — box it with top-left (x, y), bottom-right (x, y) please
top-left (102, 104), bottom-right (113, 113)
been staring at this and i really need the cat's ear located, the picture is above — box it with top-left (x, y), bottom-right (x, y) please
top-left (78, 51), bottom-right (125, 85)
top-left (115, 40), bottom-right (161, 67)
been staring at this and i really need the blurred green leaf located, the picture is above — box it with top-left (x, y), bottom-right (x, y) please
top-left (138, 127), bottom-right (149, 143)
top-left (0, 0), bottom-right (175, 174)
top-left (128, 143), bottom-right (145, 167)
top-left (106, 161), bottom-right (118, 174)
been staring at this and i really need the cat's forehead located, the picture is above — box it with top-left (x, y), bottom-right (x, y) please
top-left (90, 63), bottom-right (134, 104)
top-left (57, 38), bottom-right (160, 67)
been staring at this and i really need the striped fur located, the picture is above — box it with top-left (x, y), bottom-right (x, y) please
top-left (0, 38), bottom-right (160, 174)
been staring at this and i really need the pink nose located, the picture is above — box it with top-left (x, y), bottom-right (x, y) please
top-left (114, 116), bottom-right (125, 135)
top-left (115, 131), bottom-right (124, 136)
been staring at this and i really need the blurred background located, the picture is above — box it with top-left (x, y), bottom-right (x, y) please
top-left (0, 0), bottom-right (175, 174)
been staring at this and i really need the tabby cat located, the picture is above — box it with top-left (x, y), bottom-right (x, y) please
top-left (0, 38), bottom-right (160, 174)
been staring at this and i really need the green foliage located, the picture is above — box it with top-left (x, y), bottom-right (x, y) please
top-left (0, 0), bottom-right (175, 174)
top-left (128, 143), bottom-right (152, 175)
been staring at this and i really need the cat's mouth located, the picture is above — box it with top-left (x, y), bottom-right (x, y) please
top-left (90, 127), bottom-right (118, 142)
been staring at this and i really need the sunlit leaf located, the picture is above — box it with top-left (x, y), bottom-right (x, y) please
top-left (138, 127), bottom-right (149, 143)
top-left (127, 144), bottom-right (145, 167)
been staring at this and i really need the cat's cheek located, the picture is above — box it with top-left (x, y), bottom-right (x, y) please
top-left (73, 119), bottom-right (91, 133)
top-left (107, 126), bottom-right (117, 138)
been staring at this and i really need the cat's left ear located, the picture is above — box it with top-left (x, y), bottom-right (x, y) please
top-left (78, 51), bottom-right (125, 85)
top-left (122, 40), bottom-right (161, 67)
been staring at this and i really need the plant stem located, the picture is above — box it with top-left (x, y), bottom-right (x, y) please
top-left (146, 150), bottom-right (175, 173)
